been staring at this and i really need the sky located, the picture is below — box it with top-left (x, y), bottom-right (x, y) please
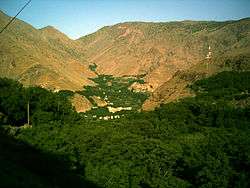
top-left (0, 0), bottom-right (250, 39)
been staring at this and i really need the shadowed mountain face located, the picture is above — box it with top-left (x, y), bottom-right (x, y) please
top-left (0, 10), bottom-right (250, 108)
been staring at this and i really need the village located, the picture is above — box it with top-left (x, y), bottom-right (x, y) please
top-left (74, 73), bottom-right (148, 120)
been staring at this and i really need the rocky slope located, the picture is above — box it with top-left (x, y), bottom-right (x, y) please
top-left (1, 10), bottom-right (249, 110)
top-left (0, 10), bottom-right (95, 91)
top-left (77, 18), bottom-right (250, 91)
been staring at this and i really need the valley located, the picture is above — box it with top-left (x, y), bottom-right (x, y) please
top-left (1, 10), bottom-right (250, 111)
top-left (0, 4), bottom-right (250, 188)
top-left (1, 71), bottom-right (250, 187)
top-left (73, 68), bottom-right (149, 118)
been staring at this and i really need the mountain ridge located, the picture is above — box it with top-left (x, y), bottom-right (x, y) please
top-left (0, 9), bottom-right (250, 110)
top-left (0, 10), bottom-right (95, 91)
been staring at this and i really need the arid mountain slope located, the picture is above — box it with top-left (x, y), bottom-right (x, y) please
top-left (143, 29), bottom-right (250, 111)
top-left (1, 10), bottom-right (249, 110)
top-left (77, 18), bottom-right (250, 90)
top-left (0, 11), bottom-right (95, 91)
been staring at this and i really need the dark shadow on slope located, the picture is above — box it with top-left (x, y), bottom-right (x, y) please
top-left (0, 128), bottom-right (100, 188)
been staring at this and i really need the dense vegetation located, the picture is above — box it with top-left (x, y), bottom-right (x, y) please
top-left (0, 78), bottom-right (77, 126)
top-left (0, 130), bottom-right (99, 188)
top-left (0, 71), bottom-right (250, 187)
top-left (78, 74), bottom-right (149, 116)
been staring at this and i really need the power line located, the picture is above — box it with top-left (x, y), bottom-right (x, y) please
top-left (0, 0), bottom-right (50, 126)
top-left (0, 0), bottom-right (31, 34)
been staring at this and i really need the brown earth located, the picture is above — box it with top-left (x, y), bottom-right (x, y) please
top-left (71, 94), bottom-right (93, 112)
top-left (1, 10), bottom-right (249, 110)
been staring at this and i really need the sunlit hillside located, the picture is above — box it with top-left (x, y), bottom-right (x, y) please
top-left (1, 1), bottom-right (250, 187)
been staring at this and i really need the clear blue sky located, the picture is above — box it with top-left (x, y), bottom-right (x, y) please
top-left (0, 0), bottom-right (250, 39)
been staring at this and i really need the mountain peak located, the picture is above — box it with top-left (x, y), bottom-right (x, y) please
top-left (39, 25), bottom-right (70, 40)
top-left (40, 25), bottom-right (62, 34)
top-left (40, 25), bottom-right (57, 30)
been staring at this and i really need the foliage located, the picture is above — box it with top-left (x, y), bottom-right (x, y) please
top-left (0, 128), bottom-right (99, 188)
top-left (77, 74), bottom-right (149, 115)
top-left (191, 71), bottom-right (250, 100)
top-left (0, 78), bottom-right (76, 126)
top-left (1, 71), bottom-right (250, 187)
top-left (89, 63), bottom-right (98, 72)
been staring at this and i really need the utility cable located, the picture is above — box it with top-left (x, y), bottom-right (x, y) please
top-left (0, 0), bottom-right (31, 34)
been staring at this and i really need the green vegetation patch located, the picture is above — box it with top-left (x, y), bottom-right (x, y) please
top-left (1, 71), bottom-right (250, 187)
top-left (77, 74), bottom-right (149, 116)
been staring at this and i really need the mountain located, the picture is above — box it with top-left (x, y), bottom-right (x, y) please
top-left (0, 10), bottom-right (95, 91)
top-left (76, 18), bottom-right (250, 91)
top-left (142, 18), bottom-right (250, 110)
top-left (76, 17), bottom-right (250, 110)
top-left (1, 10), bottom-right (250, 109)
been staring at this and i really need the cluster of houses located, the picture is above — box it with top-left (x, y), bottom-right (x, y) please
top-left (99, 115), bottom-right (123, 120)
top-left (86, 106), bottom-right (132, 121)
top-left (107, 106), bottom-right (132, 113)
top-left (84, 114), bottom-right (125, 121)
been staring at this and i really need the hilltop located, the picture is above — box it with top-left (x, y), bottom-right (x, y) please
top-left (0, 10), bottom-right (95, 91)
